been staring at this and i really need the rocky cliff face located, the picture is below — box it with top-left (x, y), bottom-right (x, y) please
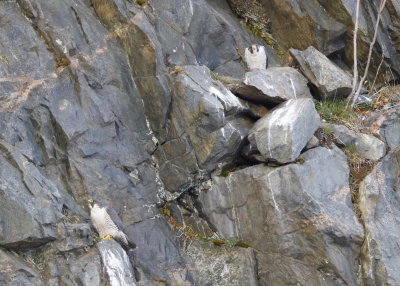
top-left (0, 0), bottom-right (399, 285)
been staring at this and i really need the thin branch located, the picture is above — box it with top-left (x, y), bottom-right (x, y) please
top-left (351, 0), bottom-right (388, 108)
top-left (347, 0), bottom-right (361, 107)
top-left (370, 52), bottom-right (385, 95)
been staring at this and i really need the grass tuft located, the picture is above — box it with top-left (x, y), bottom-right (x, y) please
top-left (315, 99), bottom-right (363, 131)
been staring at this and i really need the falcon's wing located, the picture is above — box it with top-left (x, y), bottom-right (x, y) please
top-left (105, 206), bottom-right (126, 233)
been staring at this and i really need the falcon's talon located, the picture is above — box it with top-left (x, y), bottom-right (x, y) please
top-left (102, 234), bottom-right (113, 240)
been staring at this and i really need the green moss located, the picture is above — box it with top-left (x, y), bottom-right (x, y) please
top-left (233, 241), bottom-right (251, 248)
top-left (0, 55), bottom-right (8, 66)
top-left (220, 170), bottom-right (232, 177)
top-left (136, 0), bottom-right (147, 5)
top-left (212, 239), bottom-right (226, 246)
top-left (318, 0), bottom-right (352, 24)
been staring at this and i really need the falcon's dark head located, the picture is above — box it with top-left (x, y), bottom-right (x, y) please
top-left (249, 44), bottom-right (259, 54)
top-left (88, 199), bottom-right (104, 209)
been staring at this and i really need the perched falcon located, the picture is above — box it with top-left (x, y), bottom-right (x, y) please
top-left (88, 199), bottom-right (130, 247)
top-left (244, 44), bottom-right (268, 71)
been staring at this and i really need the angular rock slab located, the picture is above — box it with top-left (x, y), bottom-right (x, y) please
top-left (97, 239), bottom-right (137, 286)
top-left (198, 147), bottom-right (363, 285)
top-left (355, 133), bottom-right (386, 161)
top-left (233, 67), bottom-right (312, 105)
top-left (171, 65), bottom-right (250, 171)
top-left (186, 240), bottom-right (258, 286)
top-left (0, 249), bottom-right (43, 286)
top-left (321, 123), bottom-right (386, 160)
top-left (248, 98), bottom-right (320, 163)
top-left (290, 46), bottom-right (352, 99)
top-left (359, 148), bottom-right (400, 286)
top-left (378, 106), bottom-right (400, 149)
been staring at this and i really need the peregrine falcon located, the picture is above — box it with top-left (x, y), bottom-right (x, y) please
top-left (244, 44), bottom-right (268, 71)
top-left (88, 199), bottom-right (130, 247)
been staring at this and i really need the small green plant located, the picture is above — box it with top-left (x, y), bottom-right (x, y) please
top-left (316, 99), bottom-right (359, 126)
top-left (136, 0), bottom-right (147, 5)
top-left (342, 144), bottom-right (358, 154)
top-left (211, 71), bottom-right (223, 81)
top-left (320, 125), bottom-right (334, 136)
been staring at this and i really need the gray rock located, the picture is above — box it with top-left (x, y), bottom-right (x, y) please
top-left (359, 148), bottom-right (400, 285)
top-left (290, 46), bottom-right (353, 99)
top-left (186, 240), bottom-right (259, 286)
top-left (198, 146), bottom-right (363, 285)
top-left (97, 239), bottom-right (137, 286)
top-left (170, 65), bottom-right (249, 172)
top-left (0, 249), bottom-right (43, 286)
top-left (0, 140), bottom-right (64, 250)
top-left (233, 67), bottom-right (312, 105)
top-left (322, 123), bottom-right (357, 146)
top-left (379, 107), bottom-right (400, 149)
top-left (248, 98), bottom-right (320, 163)
top-left (355, 133), bottom-right (386, 161)
top-left (304, 135), bottom-right (320, 150)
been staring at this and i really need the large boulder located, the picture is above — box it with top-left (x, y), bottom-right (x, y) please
top-left (197, 146), bottom-right (364, 285)
top-left (232, 67), bottom-right (312, 105)
top-left (248, 98), bottom-right (320, 163)
top-left (359, 148), bottom-right (400, 285)
top-left (290, 46), bottom-right (353, 99)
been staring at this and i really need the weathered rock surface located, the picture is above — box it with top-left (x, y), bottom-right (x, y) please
top-left (155, 65), bottom-right (252, 194)
top-left (186, 240), bottom-right (259, 286)
top-left (232, 67), bottom-right (312, 105)
top-left (97, 239), bottom-right (137, 286)
top-left (290, 46), bottom-right (353, 99)
top-left (198, 146), bottom-right (364, 285)
top-left (376, 106), bottom-right (400, 149)
top-left (322, 123), bottom-right (357, 146)
top-left (359, 147), bottom-right (400, 285)
top-left (322, 123), bottom-right (386, 160)
top-left (355, 133), bottom-right (386, 161)
top-left (0, 249), bottom-right (43, 286)
top-left (248, 98), bottom-right (320, 163)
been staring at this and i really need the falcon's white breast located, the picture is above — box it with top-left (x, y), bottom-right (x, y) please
top-left (244, 45), bottom-right (268, 71)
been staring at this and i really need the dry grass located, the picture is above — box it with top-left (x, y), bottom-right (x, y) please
top-left (91, 0), bottom-right (119, 26)
top-left (342, 146), bottom-right (375, 219)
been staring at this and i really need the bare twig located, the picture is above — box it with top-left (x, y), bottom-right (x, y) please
top-left (347, 0), bottom-right (361, 108)
top-left (370, 52), bottom-right (385, 94)
top-left (349, 0), bottom-right (388, 108)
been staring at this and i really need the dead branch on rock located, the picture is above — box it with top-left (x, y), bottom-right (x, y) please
top-left (347, 0), bottom-right (388, 108)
